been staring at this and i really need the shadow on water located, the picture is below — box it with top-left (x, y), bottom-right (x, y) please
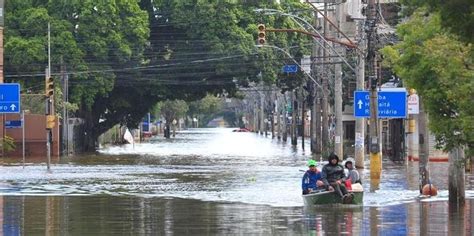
top-left (0, 128), bottom-right (473, 234)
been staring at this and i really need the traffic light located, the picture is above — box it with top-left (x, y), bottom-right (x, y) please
top-left (369, 76), bottom-right (377, 90)
top-left (46, 115), bottom-right (55, 129)
top-left (257, 24), bottom-right (266, 45)
top-left (45, 77), bottom-right (54, 97)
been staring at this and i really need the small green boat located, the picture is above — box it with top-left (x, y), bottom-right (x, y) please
top-left (302, 184), bottom-right (364, 206)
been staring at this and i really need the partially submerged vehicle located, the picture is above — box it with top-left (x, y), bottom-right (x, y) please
top-left (232, 128), bottom-right (251, 132)
top-left (302, 183), bottom-right (364, 206)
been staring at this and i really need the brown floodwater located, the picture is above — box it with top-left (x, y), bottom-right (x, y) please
top-left (1, 128), bottom-right (473, 235)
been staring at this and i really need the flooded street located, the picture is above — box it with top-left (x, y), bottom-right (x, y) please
top-left (1, 128), bottom-right (473, 235)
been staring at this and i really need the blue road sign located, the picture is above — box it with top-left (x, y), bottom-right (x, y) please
top-left (5, 120), bottom-right (22, 128)
top-left (0, 83), bottom-right (21, 113)
top-left (354, 91), bottom-right (370, 117)
top-left (282, 64), bottom-right (298, 73)
top-left (354, 90), bottom-right (407, 118)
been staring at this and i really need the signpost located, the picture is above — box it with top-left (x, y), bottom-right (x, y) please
top-left (407, 93), bottom-right (419, 114)
top-left (354, 90), bottom-right (407, 118)
top-left (282, 64), bottom-right (298, 73)
top-left (0, 83), bottom-right (21, 113)
top-left (5, 120), bottom-right (21, 128)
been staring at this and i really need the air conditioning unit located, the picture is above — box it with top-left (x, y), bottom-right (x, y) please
top-left (347, 0), bottom-right (366, 19)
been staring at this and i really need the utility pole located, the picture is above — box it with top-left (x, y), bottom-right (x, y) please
top-left (311, 11), bottom-right (322, 156)
top-left (61, 58), bottom-right (69, 156)
top-left (367, 0), bottom-right (382, 180)
top-left (291, 90), bottom-right (297, 146)
top-left (355, 20), bottom-right (366, 168)
top-left (254, 100), bottom-right (258, 133)
top-left (334, 1), bottom-right (344, 159)
top-left (276, 95), bottom-right (281, 140)
top-left (301, 89), bottom-right (305, 151)
top-left (321, 3), bottom-right (329, 156)
top-left (271, 96), bottom-right (275, 139)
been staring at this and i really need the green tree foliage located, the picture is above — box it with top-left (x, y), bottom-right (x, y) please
top-left (5, 0), bottom-right (311, 151)
top-left (188, 94), bottom-right (223, 127)
top-left (158, 100), bottom-right (189, 123)
top-left (400, 0), bottom-right (473, 42)
top-left (381, 11), bottom-right (474, 154)
top-left (2, 136), bottom-right (16, 154)
top-left (5, 0), bottom-right (150, 151)
top-left (142, 0), bottom-right (310, 91)
top-left (154, 100), bottom-right (188, 138)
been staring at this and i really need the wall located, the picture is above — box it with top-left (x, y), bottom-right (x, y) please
top-left (3, 113), bottom-right (60, 157)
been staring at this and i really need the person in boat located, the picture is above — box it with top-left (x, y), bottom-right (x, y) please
top-left (321, 153), bottom-right (353, 203)
top-left (344, 159), bottom-right (361, 184)
top-left (302, 160), bottom-right (324, 195)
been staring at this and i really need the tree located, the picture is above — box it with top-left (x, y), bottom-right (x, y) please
top-left (188, 94), bottom-right (223, 127)
top-left (156, 100), bottom-right (188, 138)
top-left (5, 0), bottom-right (150, 151)
top-left (5, 0), bottom-right (312, 152)
top-left (400, 0), bottom-right (473, 42)
top-left (381, 11), bottom-right (473, 155)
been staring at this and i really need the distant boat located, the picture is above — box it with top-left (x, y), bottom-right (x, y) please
top-left (302, 183), bottom-right (364, 206)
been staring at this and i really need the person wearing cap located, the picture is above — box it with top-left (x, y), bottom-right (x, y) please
top-left (321, 153), bottom-right (353, 203)
top-left (344, 159), bottom-right (361, 184)
top-left (302, 159), bottom-right (324, 195)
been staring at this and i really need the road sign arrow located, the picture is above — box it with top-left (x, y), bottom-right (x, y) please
top-left (357, 100), bottom-right (363, 109)
top-left (0, 83), bottom-right (21, 114)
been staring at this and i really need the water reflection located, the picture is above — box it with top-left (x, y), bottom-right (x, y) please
top-left (1, 195), bottom-right (472, 235)
top-left (0, 128), bottom-right (473, 234)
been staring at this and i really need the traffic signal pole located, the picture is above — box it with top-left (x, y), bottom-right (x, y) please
top-left (46, 22), bottom-right (52, 171)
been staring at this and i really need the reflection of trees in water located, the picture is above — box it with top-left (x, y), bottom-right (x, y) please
top-left (1, 192), bottom-right (473, 234)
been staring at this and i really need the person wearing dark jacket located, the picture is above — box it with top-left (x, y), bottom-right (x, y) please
top-left (321, 153), bottom-right (353, 203)
top-left (302, 160), bottom-right (324, 195)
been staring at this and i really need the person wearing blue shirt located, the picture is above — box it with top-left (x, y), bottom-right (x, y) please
top-left (302, 159), bottom-right (324, 195)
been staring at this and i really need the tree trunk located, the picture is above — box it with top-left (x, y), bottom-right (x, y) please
top-left (449, 147), bottom-right (465, 207)
top-left (81, 110), bottom-right (100, 153)
top-left (418, 98), bottom-right (430, 193)
top-left (164, 124), bottom-right (171, 138)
